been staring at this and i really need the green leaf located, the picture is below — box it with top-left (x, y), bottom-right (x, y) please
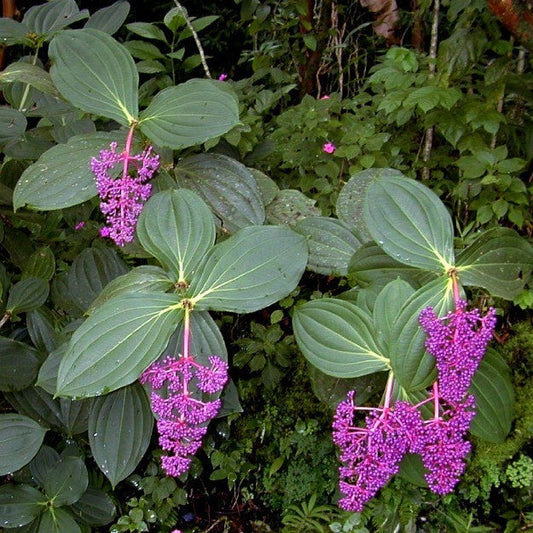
top-left (188, 226), bottom-right (307, 313)
top-left (49, 29), bottom-right (138, 125)
top-left (63, 247), bottom-right (129, 315)
top-left (469, 348), bottom-right (514, 443)
top-left (390, 277), bottom-right (453, 391)
top-left (456, 227), bottom-right (533, 300)
top-left (364, 174), bottom-right (455, 272)
top-left (36, 345), bottom-right (67, 395)
top-left (23, 0), bottom-right (88, 38)
top-left (347, 242), bottom-right (421, 288)
top-left (5, 387), bottom-right (63, 429)
top-left (21, 246), bottom-right (56, 281)
top-left (27, 307), bottom-right (61, 354)
top-left (6, 278), bottom-right (49, 315)
top-left (126, 21), bottom-right (168, 42)
top-left (174, 153), bottom-right (265, 233)
top-left (293, 298), bottom-right (390, 378)
top-left (373, 279), bottom-right (415, 351)
top-left (0, 414), bottom-right (47, 475)
top-left (56, 293), bottom-right (183, 398)
top-left (88, 382), bottom-right (153, 486)
top-left (87, 265), bottom-right (173, 314)
top-left (84, 1), bottom-right (130, 35)
top-left (265, 189), bottom-right (321, 226)
top-left (0, 484), bottom-right (44, 528)
top-left (294, 217), bottom-right (362, 276)
top-left (30, 445), bottom-right (59, 487)
top-left (38, 507), bottom-right (81, 533)
top-left (0, 337), bottom-right (41, 391)
top-left (337, 168), bottom-right (406, 242)
top-left (0, 63), bottom-right (59, 98)
top-left (0, 107), bottom-right (27, 146)
top-left (13, 131), bottom-right (119, 211)
top-left (138, 79), bottom-right (239, 149)
top-left (137, 189), bottom-right (216, 282)
top-left (41, 455), bottom-right (88, 506)
top-left (70, 487), bottom-right (116, 526)
top-left (0, 18), bottom-right (31, 46)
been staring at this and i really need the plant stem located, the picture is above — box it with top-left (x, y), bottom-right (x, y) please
top-left (173, 0), bottom-right (211, 78)
top-left (17, 47), bottom-right (40, 112)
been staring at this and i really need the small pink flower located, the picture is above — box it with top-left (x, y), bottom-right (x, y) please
top-left (74, 221), bottom-right (85, 230)
top-left (323, 142), bottom-right (336, 154)
top-left (218, 73), bottom-right (228, 81)
top-left (320, 94), bottom-right (330, 99)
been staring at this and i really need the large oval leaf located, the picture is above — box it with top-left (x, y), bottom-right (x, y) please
top-left (38, 507), bottom-right (81, 533)
top-left (70, 488), bottom-right (116, 526)
top-left (136, 189), bottom-right (216, 283)
top-left (457, 227), bottom-right (533, 300)
top-left (0, 107), bottom-right (27, 146)
top-left (174, 153), bottom-right (265, 233)
top-left (89, 382), bottom-right (153, 487)
top-left (390, 277), bottom-right (453, 391)
top-left (364, 174), bottom-right (455, 272)
top-left (0, 484), bottom-right (44, 528)
top-left (5, 387), bottom-right (63, 429)
top-left (41, 455), bottom-right (88, 506)
top-left (337, 168), bottom-right (406, 242)
top-left (49, 29), bottom-right (138, 125)
top-left (63, 246), bottom-right (129, 315)
top-left (6, 278), bottom-right (49, 316)
top-left (188, 225), bottom-right (307, 313)
top-left (469, 348), bottom-right (514, 443)
top-left (84, 1), bottom-right (131, 35)
top-left (372, 279), bottom-right (415, 351)
top-left (294, 216), bottom-right (362, 276)
top-left (138, 79), bottom-right (239, 149)
top-left (0, 337), bottom-right (41, 391)
top-left (56, 293), bottom-right (183, 398)
top-left (23, 0), bottom-right (88, 38)
top-left (0, 414), bottom-right (47, 475)
top-left (293, 298), bottom-right (390, 378)
top-left (347, 241), bottom-right (421, 288)
top-left (13, 132), bottom-right (118, 211)
top-left (0, 63), bottom-right (59, 98)
top-left (87, 265), bottom-right (173, 314)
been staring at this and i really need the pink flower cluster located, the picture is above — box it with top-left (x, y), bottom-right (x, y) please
top-left (91, 142), bottom-right (160, 246)
top-left (140, 354), bottom-right (228, 477)
top-left (419, 299), bottom-right (497, 402)
top-left (333, 298), bottom-right (495, 511)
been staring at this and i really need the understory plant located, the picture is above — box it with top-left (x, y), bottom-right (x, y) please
top-left (0, 1), bottom-right (532, 533)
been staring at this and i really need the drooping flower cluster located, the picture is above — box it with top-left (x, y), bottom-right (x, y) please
top-left (140, 354), bottom-right (229, 477)
top-left (91, 141), bottom-right (160, 246)
top-left (419, 299), bottom-right (496, 402)
top-left (333, 296), bottom-right (496, 511)
top-left (332, 391), bottom-right (421, 511)
top-left (413, 394), bottom-right (476, 494)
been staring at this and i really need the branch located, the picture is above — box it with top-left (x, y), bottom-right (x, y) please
top-left (421, 0), bottom-right (440, 180)
top-left (173, 0), bottom-right (211, 78)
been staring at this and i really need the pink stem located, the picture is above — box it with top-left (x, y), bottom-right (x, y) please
top-left (432, 381), bottom-right (440, 420)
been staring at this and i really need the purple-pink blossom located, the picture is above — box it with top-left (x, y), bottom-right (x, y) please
top-left (90, 141), bottom-right (159, 247)
top-left (218, 73), bottom-right (228, 81)
top-left (332, 391), bottom-right (422, 511)
top-left (323, 142), bottom-right (336, 154)
top-left (141, 354), bottom-right (228, 477)
top-left (414, 394), bottom-right (476, 494)
top-left (419, 300), bottom-right (496, 403)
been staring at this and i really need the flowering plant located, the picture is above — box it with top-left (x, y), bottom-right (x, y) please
top-left (294, 171), bottom-right (532, 510)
